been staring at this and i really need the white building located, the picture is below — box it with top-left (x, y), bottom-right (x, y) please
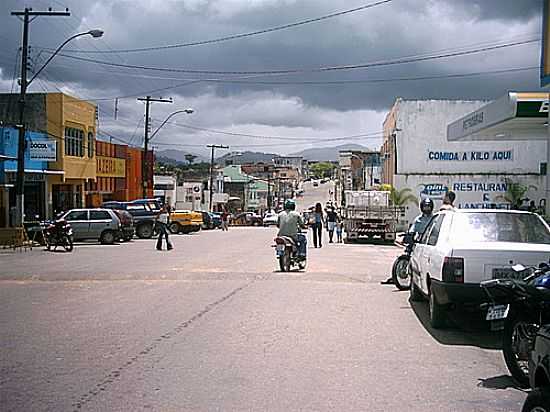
top-left (175, 181), bottom-right (203, 211)
top-left (381, 98), bottom-right (547, 227)
top-left (153, 175), bottom-right (177, 208)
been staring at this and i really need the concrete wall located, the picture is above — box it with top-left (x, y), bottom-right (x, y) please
top-left (395, 100), bottom-right (547, 175)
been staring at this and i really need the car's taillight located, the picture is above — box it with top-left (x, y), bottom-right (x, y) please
top-left (442, 257), bottom-right (464, 283)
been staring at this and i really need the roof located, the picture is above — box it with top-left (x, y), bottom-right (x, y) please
top-left (222, 165), bottom-right (268, 190)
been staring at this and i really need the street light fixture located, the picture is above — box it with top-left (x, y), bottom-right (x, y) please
top-left (149, 108), bottom-right (194, 140)
top-left (28, 30), bottom-right (104, 86)
top-left (14, 28), bottom-right (103, 225)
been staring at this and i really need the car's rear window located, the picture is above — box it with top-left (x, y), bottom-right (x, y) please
top-left (451, 212), bottom-right (550, 244)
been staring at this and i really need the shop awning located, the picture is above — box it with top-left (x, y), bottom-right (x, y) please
top-left (5, 169), bottom-right (65, 174)
top-left (0, 154), bottom-right (17, 161)
top-left (447, 92), bottom-right (548, 142)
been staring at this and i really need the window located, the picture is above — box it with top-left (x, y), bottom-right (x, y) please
top-left (90, 210), bottom-right (111, 220)
top-left (65, 210), bottom-right (88, 221)
top-left (65, 127), bottom-right (84, 157)
top-left (88, 132), bottom-right (94, 158)
top-left (420, 217), bottom-right (436, 244)
top-left (126, 204), bottom-right (146, 211)
top-left (427, 215), bottom-right (445, 246)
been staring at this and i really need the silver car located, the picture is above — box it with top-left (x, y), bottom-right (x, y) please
top-left (61, 208), bottom-right (121, 244)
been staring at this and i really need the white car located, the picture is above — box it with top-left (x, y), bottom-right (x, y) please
top-left (263, 212), bottom-right (279, 226)
top-left (409, 209), bottom-right (550, 328)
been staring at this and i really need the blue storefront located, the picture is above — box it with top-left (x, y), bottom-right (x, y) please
top-left (0, 127), bottom-right (58, 225)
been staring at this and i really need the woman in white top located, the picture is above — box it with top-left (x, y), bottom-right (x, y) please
top-left (156, 206), bottom-right (173, 250)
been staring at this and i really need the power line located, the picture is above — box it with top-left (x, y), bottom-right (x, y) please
top-left (49, 38), bottom-right (539, 76)
top-left (47, 0), bottom-right (393, 54)
top-left (152, 120), bottom-right (383, 142)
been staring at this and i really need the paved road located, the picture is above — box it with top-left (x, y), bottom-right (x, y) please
top-left (0, 183), bottom-right (526, 411)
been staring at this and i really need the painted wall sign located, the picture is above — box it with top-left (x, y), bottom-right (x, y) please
top-left (97, 156), bottom-right (126, 177)
top-left (428, 150), bottom-right (513, 161)
top-left (29, 140), bottom-right (57, 161)
top-left (419, 183), bottom-right (448, 200)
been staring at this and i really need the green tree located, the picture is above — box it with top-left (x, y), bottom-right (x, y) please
top-left (310, 162), bottom-right (335, 179)
top-left (498, 179), bottom-right (537, 210)
top-left (387, 186), bottom-right (418, 207)
top-left (185, 154), bottom-right (197, 165)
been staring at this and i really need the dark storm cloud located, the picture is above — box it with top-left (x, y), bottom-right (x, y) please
top-left (0, 0), bottom-right (544, 145)
top-left (442, 0), bottom-right (541, 22)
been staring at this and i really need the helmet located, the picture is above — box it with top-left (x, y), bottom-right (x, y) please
top-left (284, 199), bottom-right (296, 211)
top-left (420, 198), bottom-right (434, 215)
top-left (533, 273), bottom-right (550, 289)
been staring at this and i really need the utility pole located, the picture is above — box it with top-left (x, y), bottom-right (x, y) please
top-left (137, 96), bottom-right (172, 198)
top-left (11, 7), bottom-right (70, 226)
top-left (207, 144), bottom-right (229, 212)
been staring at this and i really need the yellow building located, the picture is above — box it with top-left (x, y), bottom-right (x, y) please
top-left (45, 93), bottom-right (97, 214)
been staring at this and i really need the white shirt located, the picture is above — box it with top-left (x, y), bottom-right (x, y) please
top-left (158, 212), bottom-right (169, 224)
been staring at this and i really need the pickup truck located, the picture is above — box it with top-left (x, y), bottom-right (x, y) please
top-left (169, 210), bottom-right (203, 234)
top-left (102, 199), bottom-right (161, 239)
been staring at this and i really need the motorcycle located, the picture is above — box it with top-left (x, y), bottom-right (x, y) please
top-left (43, 219), bottom-right (74, 252)
top-left (274, 233), bottom-right (307, 272)
top-left (391, 232), bottom-right (415, 290)
top-left (480, 263), bottom-right (550, 388)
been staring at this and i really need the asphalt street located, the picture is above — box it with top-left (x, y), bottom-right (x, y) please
top-left (0, 181), bottom-right (526, 411)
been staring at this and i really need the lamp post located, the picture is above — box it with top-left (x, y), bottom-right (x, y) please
top-left (12, 18), bottom-right (103, 225)
top-left (149, 108), bottom-right (194, 141)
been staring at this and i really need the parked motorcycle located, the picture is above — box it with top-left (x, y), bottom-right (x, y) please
top-left (480, 263), bottom-right (550, 388)
top-left (391, 232), bottom-right (415, 290)
top-left (43, 219), bottom-right (74, 252)
top-left (274, 234), bottom-right (306, 272)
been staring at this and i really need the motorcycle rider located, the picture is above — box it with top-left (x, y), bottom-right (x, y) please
top-left (411, 197), bottom-right (435, 236)
top-left (382, 197), bottom-right (434, 285)
top-left (277, 199), bottom-right (307, 259)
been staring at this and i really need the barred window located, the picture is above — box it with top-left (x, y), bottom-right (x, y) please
top-left (65, 127), bottom-right (84, 157)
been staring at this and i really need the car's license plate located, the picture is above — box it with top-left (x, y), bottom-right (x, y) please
top-left (276, 245), bottom-right (284, 256)
top-left (492, 268), bottom-right (523, 280)
top-left (486, 304), bottom-right (509, 321)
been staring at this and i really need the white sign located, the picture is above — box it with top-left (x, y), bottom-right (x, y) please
top-left (29, 140), bottom-right (56, 161)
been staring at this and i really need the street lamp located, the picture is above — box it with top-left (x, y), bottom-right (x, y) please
top-left (149, 108), bottom-right (194, 140)
top-left (14, 28), bottom-right (104, 225)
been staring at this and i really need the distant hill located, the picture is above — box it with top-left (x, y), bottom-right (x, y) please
top-left (290, 144), bottom-right (372, 161)
top-left (155, 149), bottom-right (208, 164)
top-left (217, 151), bottom-right (278, 165)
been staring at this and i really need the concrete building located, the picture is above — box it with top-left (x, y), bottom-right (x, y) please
top-left (381, 98), bottom-right (547, 226)
top-left (154, 175), bottom-right (177, 208)
top-left (175, 181), bottom-right (203, 211)
top-left (0, 127), bottom-right (59, 225)
top-left (223, 165), bottom-right (269, 213)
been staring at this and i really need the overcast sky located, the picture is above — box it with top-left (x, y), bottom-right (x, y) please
top-left (0, 0), bottom-right (544, 156)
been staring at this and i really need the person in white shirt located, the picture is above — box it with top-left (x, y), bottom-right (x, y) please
top-left (156, 206), bottom-right (173, 251)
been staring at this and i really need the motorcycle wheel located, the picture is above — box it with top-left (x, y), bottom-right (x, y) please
top-left (63, 235), bottom-right (74, 252)
top-left (392, 254), bottom-right (411, 291)
top-left (521, 388), bottom-right (550, 412)
top-left (503, 310), bottom-right (539, 388)
top-left (279, 250), bottom-right (291, 272)
top-left (298, 259), bottom-right (307, 271)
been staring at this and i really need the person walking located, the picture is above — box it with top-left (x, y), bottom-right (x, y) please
top-left (221, 209), bottom-right (230, 231)
top-left (336, 215), bottom-right (343, 243)
top-left (156, 206), bottom-right (173, 251)
top-left (311, 202), bottom-right (324, 248)
top-left (326, 206), bottom-right (338, 243)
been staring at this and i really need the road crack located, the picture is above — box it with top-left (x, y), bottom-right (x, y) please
top-left (71, 280), bottom-right (254, 411)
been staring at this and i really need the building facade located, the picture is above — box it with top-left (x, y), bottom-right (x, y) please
top-left (381, 98), bottom-right (547, 226)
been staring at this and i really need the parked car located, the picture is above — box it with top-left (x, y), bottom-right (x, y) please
top-left (102, 200), bottom-right (159, 239)
top-left (60, 208), bottom-right (121, 244)
top-left (112, 209), bottom-right (134, 241)
top-left (199, 211), bottom-right (213, 230)
top-left (522, 324), bottom-right (550, 411)
top-left (210, 212), bottom-right (222, 229)
top-left (409, 210), bottom-right (550, 328)
top-left (233, 212), bottom-right (263, 226)
top-left (169, 210), bottom-right (203, 234)
top-left (263, 212), bottom-right (279, 226)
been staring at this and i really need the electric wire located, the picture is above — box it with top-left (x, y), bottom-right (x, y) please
top-left (47, 0), bottom-right (393, 54)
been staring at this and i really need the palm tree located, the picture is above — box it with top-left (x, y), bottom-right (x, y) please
top-left (498, 179), bottom-right (537, 210)
top-left (388, 186), bottom-right (418, 207)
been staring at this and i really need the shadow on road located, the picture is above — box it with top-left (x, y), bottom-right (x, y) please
top-left (477, 375), bottom-right (521, 391)
top-left (410, 300), bottom-right (502, 350)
